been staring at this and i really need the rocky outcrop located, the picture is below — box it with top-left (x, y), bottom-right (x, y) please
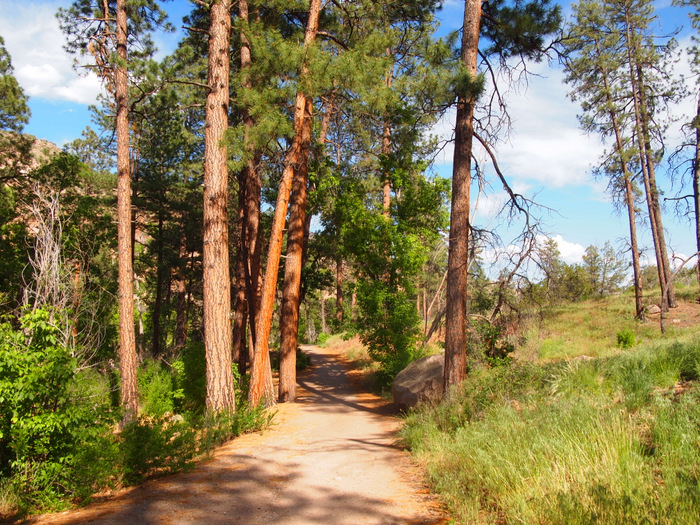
top-left (392, 353), bottom-right (444, 411)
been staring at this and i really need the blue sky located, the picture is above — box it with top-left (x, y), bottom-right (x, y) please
top-left (1, 0), bottom-right (698, 273)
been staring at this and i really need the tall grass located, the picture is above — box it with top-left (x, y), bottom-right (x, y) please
top-left (402, 339), bottom-right (700, 524)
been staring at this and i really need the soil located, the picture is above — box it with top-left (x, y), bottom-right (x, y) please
top-left (18, 345), bottom-right (449, 525)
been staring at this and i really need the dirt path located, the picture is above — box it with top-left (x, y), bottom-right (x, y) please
top-left (26, 345), bottom-right (448, 525)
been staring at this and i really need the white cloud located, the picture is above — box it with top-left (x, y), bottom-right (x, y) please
top-left (472, 191), bottom-right (508, 221)
top-left (430, 60), bottom-right (605, 192)
top-left (539, 234), bottom-right (587, 264)
top-left (0, 1), bottom-right (103, 105)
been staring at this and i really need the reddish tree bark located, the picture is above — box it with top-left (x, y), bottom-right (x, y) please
top-left (239, 0), bottom-right (263, 347)
top-left (203, 0), bottom-right (235, 414)
top-left (278, 95), bottom-right (313, 403)
top-left (115, 0), bottom-right (138, 421)
top-left (249, 0), bottom-right (322, 407)
top-left (232, 190), bottom-right (248, 377)
top-left (444, 0), bottom-right (482, 392)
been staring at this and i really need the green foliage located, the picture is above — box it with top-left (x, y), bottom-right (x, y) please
top-left (0, 35), bottom-right (30, 133)
top-left (529, 239), bottom-right (628, 307)
top-left (356, 281), bottom-right (424, 385)
top-left (173, 341), bottom-right (207, 415)
top-left (481, 0), bottom-right (562, 61)
top-left (402, 340), bottom-right (700, 524)
top-left (451, 69), bottom-right (486, 100)
top-left (0, 309), bottom-right (118, 513)
top-left (617, 328), bottom-right (636, 349)
top-left (197, 405), bottom-right (275, 455)
top-left (119, 415), bottom-right (197, 484)
top-left (138, 359), bottom-right (181, 417)
top-left (469, 319), bottom-right (515, 366)
top-left (296, 348), bottom-right (312, 371)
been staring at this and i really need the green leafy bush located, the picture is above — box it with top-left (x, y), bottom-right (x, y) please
top-left (617, 328), bottom-right (636, 348)
top-left (119, 415), bottom-right (197, 483)
top-left (138, 359), bottom-right (180, 417)
top-left (355, 281), bottom-right (424, 386)
top-left (173, 341), bottom-right (207, 414)
top-left (470, 319), bottom-right (515, 366)
top-left (0, 309), bottom-right (117, 512)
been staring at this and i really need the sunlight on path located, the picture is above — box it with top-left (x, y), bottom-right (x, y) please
top-left (27, 345), bottom-right (447, 525)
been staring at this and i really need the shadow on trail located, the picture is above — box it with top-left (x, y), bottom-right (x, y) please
top-left (22, 453), bottom-right (417, 525)
top-left (17, 345), bottom-right (444, 525)
top-left (296, 347), bottom-right (398, 417)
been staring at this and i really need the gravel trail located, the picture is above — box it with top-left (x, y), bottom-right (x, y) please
top-left (25, 345), bottom-right (447, 525)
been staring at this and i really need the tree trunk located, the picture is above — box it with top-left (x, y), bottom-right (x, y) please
top-left (335, 256), bottom-right (344, 324)
top-left (249, 0), bottom-right (321, 407)
top-left (320, 291), bottom-right (327, 333)
top-left (278, 95), bottom-right (313, 403)
top-left (115, 0), bottom-right (138, 422)
top-left (694, 90), bottom-right (700, 298)
top-left (623, 10), bottom-right (675, 310)
top-left (152, 214), bottom-right (164, 356)
top-left (239, 0), bottom-right (263, 348)
top-left (203, 0), bottom-right (235, 415)
top-left (174, 236), bottom-right (189, 349)
top-left (233, 190), bottom-right (248, 377)
top-left (624, 174), bottom-right (645, 319)
top-left (381, 67), bottom-right (393, 218)
top-left (597, 41), bottom-right (645, 320)
top-left (444, 0), bottom-right (481, 392)
top-left (636, 64), bottom-right (676, 309)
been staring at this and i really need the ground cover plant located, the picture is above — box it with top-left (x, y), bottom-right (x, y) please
top-left (401, 302), bottom-right (700, 524)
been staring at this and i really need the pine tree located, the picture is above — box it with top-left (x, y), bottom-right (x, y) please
top-left (443, 0), bottom-right (561, 390)
top-left (564, 0), bottom-right (645, 318)
top-left (0, 36), bottom-right (30, 134)
top-left (249, 0), bottom-right (322, 407)
top-left (59, 0), bottom-right (170, 420)
top-left (202, 0), bottom-right (235, 414)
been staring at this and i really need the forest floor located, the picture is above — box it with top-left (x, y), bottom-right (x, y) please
top-left (20, 345), bottom-right (448, 525)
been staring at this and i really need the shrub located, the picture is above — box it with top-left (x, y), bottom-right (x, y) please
top-left (138, 359), bottom-right (180, 417)
top-left (119, 415), bottom-right (197, 484)
top-left (617, 328), bottom-right (636, 348)
top-left (0, 309), bottom-right (118, 513)
top-left (173, 341), bottom-right (207, 415)
top-left (355, 282), bottom-right (423, 386)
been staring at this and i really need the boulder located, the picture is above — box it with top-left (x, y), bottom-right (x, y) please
top-left (392, 353), bottom-right (445, 411)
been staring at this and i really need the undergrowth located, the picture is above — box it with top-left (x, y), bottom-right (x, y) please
top-left (401, 339), bottom-right (700, 524)
top-left (0, 319), bottom-right (274, 518)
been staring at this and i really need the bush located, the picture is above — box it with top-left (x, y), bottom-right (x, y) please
top-left (617, 328), bottom-right (636, 349)
top-left (138, 359), bottom-right (181, 417)
top-left (0, 309), bottom-right (118, 513)
top-left (119, 415), bottom-right (197, 484)
top-left (470, 319), bottom-right (515, 366)
top-left (173, 341), bottom-right (207, 415)
top-left (355, 281), bottom-right (423, 386)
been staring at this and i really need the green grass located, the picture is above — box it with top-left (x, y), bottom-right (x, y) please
top-left (402, 338), bottom-right (700, 524)
top-left (517, 290), bottom-right (700, 362)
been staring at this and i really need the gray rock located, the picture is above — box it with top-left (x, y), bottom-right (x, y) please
top-left (647, 304), bottom-right (662, 315)
top-left (392, 353), bottom-right (445, 411)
